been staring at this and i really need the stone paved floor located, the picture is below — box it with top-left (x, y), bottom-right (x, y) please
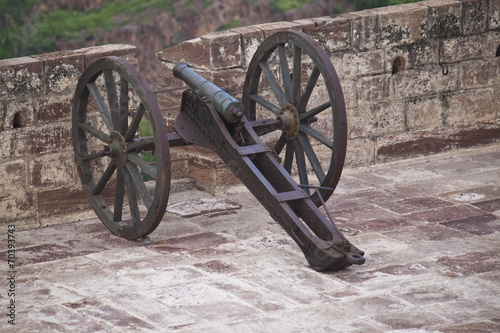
top-left (2, 146), bottom-right (500, 332)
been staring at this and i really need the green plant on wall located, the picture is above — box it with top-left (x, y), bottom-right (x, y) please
top-left (139, 117), bottom-right (156, 182)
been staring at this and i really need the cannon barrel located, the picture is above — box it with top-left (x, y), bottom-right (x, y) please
top-left (173, 62), bottom-right (243, 123)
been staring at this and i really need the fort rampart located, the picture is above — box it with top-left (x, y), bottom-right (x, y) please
top-left (1, 0), bottom-right (499, 228)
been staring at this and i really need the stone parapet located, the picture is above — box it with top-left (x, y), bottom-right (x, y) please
top-left (0, 44), bottom-right (136, 227)
top-left (157, 0), bottom-right (500, 190)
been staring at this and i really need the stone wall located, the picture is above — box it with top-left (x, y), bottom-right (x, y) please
top-left (157, 0), bottom-right (500, 189)
top-left (1, 0), bottom-right (499, 228)
top-left (0, 44), bottom-right (136, 228)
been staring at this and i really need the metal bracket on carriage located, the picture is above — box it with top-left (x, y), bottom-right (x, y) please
top-left (175, 87), bottom-right (364, 271)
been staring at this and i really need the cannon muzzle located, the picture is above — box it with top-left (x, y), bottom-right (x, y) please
top-left (173, 62), bottom-right (243, 123)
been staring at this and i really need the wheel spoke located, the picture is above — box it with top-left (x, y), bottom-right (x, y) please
top-left (297, 65), bottom-right (320, 114)
top-left (123, 168), bottom-right (141, 225)
top-left (294, 138), bottom-right (310, 194)
top-left (92, 162), bottom-right (117, 195)
top-left (114, 168), bottom-right (125, 222)
top-left (250, 94), bottom-right (282, 117)
top-left (87, 82), bottom-right (114, 133)
top-left (299, 101), bottom-right (332, 121)
top-left (77, 123), bottom-right (110, 143)
top-left (103, 69), bottom-right (119, 129)
top-left (300, 124), bottom-right (334, 149)
top-left (126, 162), bottom-right (153, 210)
top-left (278, 44), bottom-right (292, 103)
top-left (284, 140), bottom-right (294, 173)
top-left (259, 61), bottom-right (286, 108)
top-left (119, 76), bottom-right (129, 134)
top-left (127, 137), bottom-right (155, 152)
top-left (128, 152), bottom-right (158, 180)
top-left (292, 45), bottom-right (302, 105)
top-left (124, 103), bottom-right (145, 142)
top-left (273, 134), bottom-right (287, 155)
top-left (297, 132), bottom-right (326, 184)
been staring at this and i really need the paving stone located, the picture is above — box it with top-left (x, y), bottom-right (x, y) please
top-left (4, 145), bottom-right (500, 332)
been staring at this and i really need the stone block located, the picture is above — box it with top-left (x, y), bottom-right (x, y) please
top-left (33, 51), bottom-right (85, 94)
top-left (440, 34), bottom-right (486, 62)
top-left (0, 159), bottom-right (27, 193)
top-left (343, 50), bottom-right (385, 78)
top-left (229, 26), bottom-right (265, 68)
top-left (406, 96), bottom-right (444, 130)
top-left (343, 10), bottom-right (379, 51)
top-left (372, 3), bottom-right (427, 47)
top-left (486, 31), bottom-right (500, 58)
top-left (348, 100), bottom-right (405, 138)
top-left (344, 137), bottom-right (375, 167)
top-left (421, 0), bottom-right (462, 39)
top-left (0, 129), bottom-right (13, 159)
top-left (74, 44), bottom-right (137, 67)
top-left (29, 151), bottom-right (78, 190)
top-left (0, 190), bottom-right (36, 223)
top-left (491, 0), bottom-right (500, 29)
top-left (341, 79), bottom-right (356, 109)
top-left (13, 123), bottom-right (72, 157)
top-left (0, 56), bottom-right (44, 98)
top-left (356, 74), bottom-right (391, 105)
top-left (462, 0), bottom-right (487, 35)
top-left (461, 58), bottom-right (500, 89)
top-left (393, 64), bottom-right (459, 100)
top-left (36, 94), bottom-right (73, 122)
top-left (159, 38), bottom-right (212, 69)
top-left (299, 16), bottom-right (351, 53)
top-left (443, 89), bottom-right (496, 125)
top-left (3, 98), bottom-right (35, 130)
top-left (201, 31), bottom-right (242, 69)
top-left (213, 67), bottom-right (247, 100)
top-left (252, 21), bottom-right (300, 38)
top-left (160, 31), bottom-right (242, 70)
top-left (37, 188), bottom-right (91, 219)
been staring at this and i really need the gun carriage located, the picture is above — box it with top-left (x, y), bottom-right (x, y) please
top-left (72, 30), bottom-right (365, 271)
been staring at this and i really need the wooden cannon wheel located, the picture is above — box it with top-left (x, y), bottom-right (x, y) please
top-left (242, 30), bottom-right (348, 206)
top-left (72, 56), bottom-right (171, 240)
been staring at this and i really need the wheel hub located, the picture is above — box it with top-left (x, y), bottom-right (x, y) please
top-left (279, 103), bottom-right (300, 140)
top-left (108, 131), bottom-right (128, 168)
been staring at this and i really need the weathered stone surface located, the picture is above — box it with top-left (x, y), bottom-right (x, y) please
top-left (36, 188), bottom-right (91, 218)
top-left (372, 3), bottom-right (427, 47)
top-left (3, 98), bottom-right (34, 130)
top-left (230, 25), bottom-right (265, 68)
top-left (299, 16), bottom-right (351, 53)
top-left (422, 0), bottom-right (462, 39)
top-left (13, 123), bottom-right (72, 157)
top-left (343, 50), bottom-right (385, 78)
top-left (356, 74), bottom-right (391, 105)
top-left (36, 94), bottom-right (72, 122)
top-left (29, 152), bottom-right (78, 190)
top-left (491, 0), bottom-right (500, 29)
top-left (393, 64), bottom-right (459, 99)
top-left (405, 96), bottom-right (444, 130)
top-left (344, 10), bottom-right (379, 51)
top-left (0, 159), bottom-right (27, 193)
top-left (444, 89), bottom-right (495, 125)
top-left (462, 0), bottom-right (487, 35)
top-left (440, 34), bottom-right (486, 62)
top-left (460, 57), bottom-right (500, 89)
top-left (201, 30), bottom-right (242, 69)
top-left (33, 51), bottom-right (85, 94)
top-left (0, 56), bottom-right (44, 98)
top-left (74, 44), bottom-right (137, 66)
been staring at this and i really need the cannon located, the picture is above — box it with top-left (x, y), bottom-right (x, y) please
top-left (72, 30), bottom-right (365, 271)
